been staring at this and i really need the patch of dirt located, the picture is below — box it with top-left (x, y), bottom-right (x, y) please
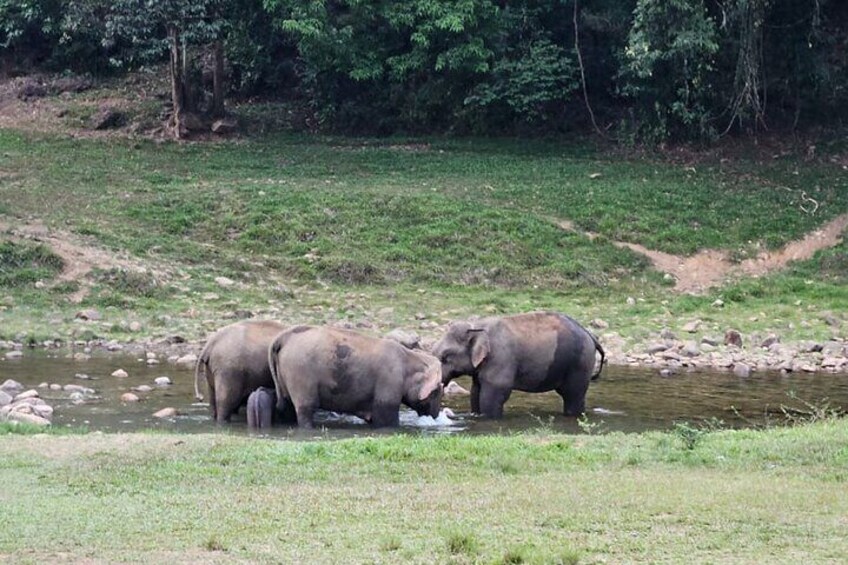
top-left (558, 214), bottom-right (848, 294)
top-left (0, 217), bottom-right (169, 303)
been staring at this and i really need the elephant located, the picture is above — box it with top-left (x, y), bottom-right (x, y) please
top-left (246, 387), bottom-right (276, 430)
top-left (268, 325), bottom-right (443, 428)
top-left (431, 311), bottom-right (605, 418)
top-left (194, 319), bottom-right (292, 423)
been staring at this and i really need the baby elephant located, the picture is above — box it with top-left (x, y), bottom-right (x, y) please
top-left (246, 387), bottom-right (276, 429)
top-left (432, 311), bottom-right (605, 418)
top-left (269, 325), bottom-right (443, 428)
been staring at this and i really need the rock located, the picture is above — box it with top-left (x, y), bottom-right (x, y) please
top-left (659, 369), bottom-right (673, 377)
top-left (49, 384), bottom-right (62, 391)
top-left (111, 369), bottom-right (129, 378)
top-left (760, 334), bottom-right (780, 348)
top-left (73, 352), bottom-right (91, 361)
top-left (701, 336), bottom-right (720, 347)
top-left (414, 312), bottom-right (427, 321)
top-left (724, 329), bottom-right (743, 348)
top-left (444, 382), bottom-right (470, 396)
top-left (682, 320), bottom-right (701, 333)
top-left (733, 363), bottom-right (751, 378)
top-left (153, 407), bottom-right (178, 419)
top-left (129, 321), bottom-right (143, 332)
top-left (13, 390), bottom-right (39, 402)
top-left (121, 393), bottom-right (140, 403)
top-left (176, 353), bottom-right (198, 367)
top-left (154, 376), bottom-right (172, 386)
top-left (626, 296), bottom-right (636, 305)
top-left (222, 309), bottom-right (253, 320)
top-left (211, 118), bottom-right (238, 134)
top-left (107, 341), bottom-right (124, 351)
top-left (680, 342), bottom-right (701, 358)
top-left (63, 384), bottom-right (95, 394)
top-left (0, 391), bottom-right (12, 407)
top-left (646, 343), bottom-right (670, 354)
top-left (821, 312), bottom-right (840, 327)
top-left (215, 276), bottom-right (235, 287)
top-left (16, 78), bottom-right (48, 100)
top-left (88, 106), bottom-right (127, 130)
top-left (5, 412), bottom-right (51, 426)
top-left (658, 350), bottom-right (682, 361)
top-left (660, 328), bottom-right (677, 340)
top-left (75, 309), bottom-right (102, 321)
top-left (590, 319), bottom-right (609, 330)
top-left (52, 75), bottom-right (93, 94)
top-left (202, 293), bottom-right (220, 301)
top-left (0, 379), bottom-right (24, 393)
top-left (799, 341), bottom-right (823, 353)
top-left (74, 373), bottom-right (91, 380)
top-left (32, 404), bottom-right (53, 419)
top-left (132, 385), bottom-right (154, 393)
top-left (146, 358), bottom-right (160, 366)
top-left (712, 299), bottom-right (724, 308)
top-left (4, 350), bottom-right (22, 359)
top-left (385, 329), bottom-right (421, 350)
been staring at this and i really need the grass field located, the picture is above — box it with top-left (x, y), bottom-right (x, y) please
top-left (1, 419), bottom-right (847, 563)
top-left (1, 128), bottom-right (846, 347)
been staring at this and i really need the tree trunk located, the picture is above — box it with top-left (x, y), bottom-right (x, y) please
top-left (168, 25), bottom-right (185, 139)
top-left (212, 40), bottom-right (225, 118)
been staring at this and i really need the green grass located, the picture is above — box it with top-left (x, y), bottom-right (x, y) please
top-left (1, 420), bottom-right (847, 562)
top-left (0, 127), bottom-right (846, 348)
top-left (0, 241), bottom-right (64, 287)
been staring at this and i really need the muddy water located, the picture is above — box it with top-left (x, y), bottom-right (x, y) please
top-left (2, 352), bottom-right (847, 437)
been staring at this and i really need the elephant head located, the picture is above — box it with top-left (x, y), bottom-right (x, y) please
top-left (403, 351), bottom-right (444, 418)
top-left (431, 321), bottom-right (491, 384)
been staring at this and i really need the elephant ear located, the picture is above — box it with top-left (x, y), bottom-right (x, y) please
top-left (469, 329), bottom-right (490, 368)
top-left (417, 358), bottom-right (443, 401)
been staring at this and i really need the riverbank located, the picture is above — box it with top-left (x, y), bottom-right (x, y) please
top-left (1, 419), bottom-right (847, 562)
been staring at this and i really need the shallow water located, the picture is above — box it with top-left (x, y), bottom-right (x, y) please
top-left (2, 351), bottom-right (847, 437)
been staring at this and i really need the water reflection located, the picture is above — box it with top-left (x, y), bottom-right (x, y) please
top-left (2, 351), bottom-right (846, 436)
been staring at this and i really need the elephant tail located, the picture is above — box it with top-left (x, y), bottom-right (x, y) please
top-left (589, 332), bottom-right (605, 381)
top-left (268, 333), bottom-right (289, 412)
top-left (194, 354), bottom-right (207, 401)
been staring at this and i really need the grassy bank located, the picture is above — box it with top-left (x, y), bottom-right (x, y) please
top-left (1, 128), bottom-right (846, 350)
top-left (1, 420), bottom-right (847, 563)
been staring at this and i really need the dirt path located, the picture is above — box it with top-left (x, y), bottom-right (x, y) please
top-left (558, 213), bottom-right (848, 294)
top-left (0, 217), bottom-right (168, 303)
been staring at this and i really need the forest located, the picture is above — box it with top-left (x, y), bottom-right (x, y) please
top-left (2, 0), bottom-right (846, 141)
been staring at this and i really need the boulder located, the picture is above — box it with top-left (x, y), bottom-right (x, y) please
top-left (13, 390), bottom-right (39, 402)
top-left (5, 412), bottom-right (51, 427)
top-left (0, 391), bottom-right (12, 407)
top-left (385, 329), bottom-right (421, 350)
top-left (111, 369), bottom-right (129, 378)
top-left (4, 350), bottom-right (22, 360)
top-left (88, 106), bottom-right (127, 130)
top-left (724, 329), bottom-right (743, 348)
top-left (0, 379), bottom-right (24, 393)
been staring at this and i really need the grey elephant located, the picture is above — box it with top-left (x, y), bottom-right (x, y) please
top-left (246, 387), bottom-right (276, 429)
top-left (431, 311), bottom-right (605, 418)
top-left (268, 325), bottom-right (443, 428)
top-left (194, 319), bottom-right (291, 423)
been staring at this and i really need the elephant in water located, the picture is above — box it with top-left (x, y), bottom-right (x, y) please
top-left (431, 311), bottom-right (605, 418)
top-left (268, 325), bottom-right (443, 428)
top-left (194, 319), bottom-right (291, 423)
top-left (246, 387), bottom-right (276, 430)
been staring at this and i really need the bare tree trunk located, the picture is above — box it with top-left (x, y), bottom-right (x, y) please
top-left (212, 40), bottom-right (225, 118)
top-left (169, 25), bottom-right (185, 139)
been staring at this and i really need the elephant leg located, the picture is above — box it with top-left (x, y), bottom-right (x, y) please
top-left (214, 380), bottom-right (242, 423)
top-left (277, 397), bottom-right (298, 425)
top-left (370, 402), bottom-right (400, 428)
top-left (470, 378), bottom-right (481, 414)
top-left (293, 401), bottom-right (317, 429)
top-left (478, 383), bottom-right (511, 419)
top-left (247, 388), bottom-right (275, 429)
top-left (557, 378), bottom-right (589, 417)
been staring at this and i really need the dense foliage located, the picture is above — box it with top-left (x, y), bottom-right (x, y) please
top-left (1, 0), bottom-right (845, 140)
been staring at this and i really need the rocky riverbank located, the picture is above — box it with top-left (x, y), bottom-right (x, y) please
top-left (1, 318), bottom-right (847, 378)
top-left (0, 379), bottom-right (55, 426)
